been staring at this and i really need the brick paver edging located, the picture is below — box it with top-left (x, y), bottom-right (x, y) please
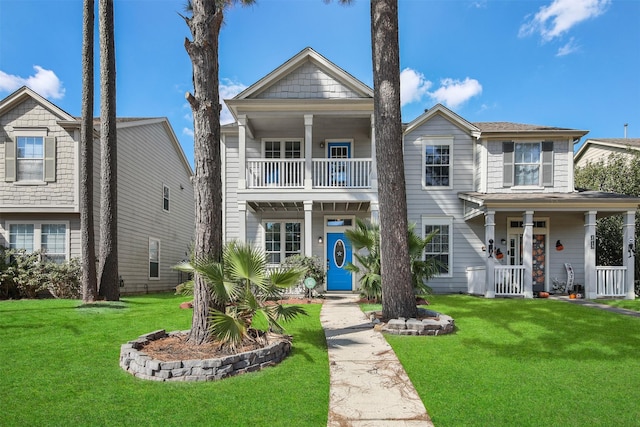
top-left (119, 329), bottom-right (291, 381)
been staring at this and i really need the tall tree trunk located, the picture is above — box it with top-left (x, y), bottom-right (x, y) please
top-left (183, 0), bottom-right (224, 345)
top-left (371, 0), bottom-right (417, 319)
top-left (81, 0), bottom-right (98, 303)
top-left (98, 0), bottom-right (119, 301)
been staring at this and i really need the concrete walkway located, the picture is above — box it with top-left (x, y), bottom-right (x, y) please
top-left (320, 293), bottom-right (433, 427)
top-left (554, 296), bottom-right (640, 318)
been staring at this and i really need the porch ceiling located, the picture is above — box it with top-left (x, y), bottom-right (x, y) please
top-left (247, 201), bottom-right (370, 213)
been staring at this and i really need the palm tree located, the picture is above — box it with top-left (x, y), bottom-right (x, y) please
top-left (175, 242), bottom-right (307, 349)
top-left (97, 0), bottom-right (119, 301)
top-left (80, 0), bottom-right (97, 303)
top-left (182, 0), bottom-right (255, 345)
top-left (370, 0), bottom-right (416, 319)
top-left (345, 219), bottom-right (439, 302)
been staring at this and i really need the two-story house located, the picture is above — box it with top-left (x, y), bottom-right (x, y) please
top-left (0, 86), bottom-right (194, 295)
top-left (221, 47), bottom-right (638, 300)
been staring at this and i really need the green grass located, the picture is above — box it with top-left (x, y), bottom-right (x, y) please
top-left (375, 295), bottom-right (640, 427)
top-left (0, 294), bottom-right (328, 427)
top-left (595, 298), bottom-right (640, 312)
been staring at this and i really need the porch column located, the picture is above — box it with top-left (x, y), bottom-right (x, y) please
top-left (304, 115), bottom-right (313, 190)
top-left (237, 201), bottom-right (247, 243)
top-left (522, 211), bottom-right (534, 298)
top-left (370, 113), bottom-right (378, 190)
top-left (584, 211), bottom-right (597, 299)
top-left (623, 210), bottom-right (636, 299)
top-left (238, 115), bottom-right (247, 190)
top-left (304, 200), bottom-right (313, 257)
top-left (370, 201), bottom-right (379, 224)
top-left (484, 210), bottom-right (496, 298)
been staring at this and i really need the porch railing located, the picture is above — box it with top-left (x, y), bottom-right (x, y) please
top-left (494, 265), bottom-right (526, 296)
top-left (247, 159), bottom-right (305, 188)
top-left (596, 266), bottom-right (626, 297)
top-left (313, 158), bottom-right (371, 188)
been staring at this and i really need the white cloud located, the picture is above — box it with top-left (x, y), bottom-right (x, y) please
top-left (400, 68), bottom-right (432, 107)
top-left (556, 37), bottom-right (581, 56)
top-left (519, 0), bottom-right (610, 41)
top-left (219, 78), bottom-right (247, 124)
top-left (429, 78), bottom-right (483, 109)
top-left (0, 66), bottom-right (65, 99)
top-left (182, 127), bottom-right (194, 138)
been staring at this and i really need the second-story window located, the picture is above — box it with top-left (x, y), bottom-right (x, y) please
top-left (163, 184), bottom-right (170, 211)
top-left (504, 141), bottom-right (553, 187)
top-left (514, 142), bottom-right (541, 186)
top-left (422, 138), bottom-right (452, 188)
top-left (17, 136), bottom-right (44, 181)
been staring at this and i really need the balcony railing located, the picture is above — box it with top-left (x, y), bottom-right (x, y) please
top-left (246, 158), bottom-right (372, 189)
top-left (596, 266), bottom-right (626, 297)
top-left (494, 265), bottom-right (526, 296)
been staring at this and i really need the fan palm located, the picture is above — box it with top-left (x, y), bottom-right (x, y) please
top-left (175, 242), bottom-right (307, 349)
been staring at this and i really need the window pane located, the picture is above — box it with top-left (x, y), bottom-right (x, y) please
top-left (163, 186), bottom-right (170, 211)
top-left (42, 224), bottom-right (66, 263)
top-left (424, 223), bottom-right (449, 274)
top-left (514, 143), bottom-right (540, 186)
top-left (9, 224), bottom-right (34, 252)
top-left (424, 145), bottom-right (450, 186)
top-left (149, 239), bottom-right (160, 278)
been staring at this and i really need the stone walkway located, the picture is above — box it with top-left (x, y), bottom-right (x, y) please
top-left (554, 295), bottom-right (640, 317)
top-left (320, 293), bottom-right (433, 426)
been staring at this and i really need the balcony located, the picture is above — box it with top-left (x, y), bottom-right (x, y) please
top-left (246, 158), bottom-right (372, 189)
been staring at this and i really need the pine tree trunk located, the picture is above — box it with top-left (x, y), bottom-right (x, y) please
top-left (371, 0), bottom-right (417, 319)
top-left (183, 0), bottom-right (224, 345)
top-left (81, 0), bottom-right (98, 303)
top-left (98, 0), bottom-right (119, 301)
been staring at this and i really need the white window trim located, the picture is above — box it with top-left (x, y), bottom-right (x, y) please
top-left (421, 136), bottom-right (453, 189)
top-left (421, 215), bottom-right (453, 278)
top-left (325, 139), bottom-right (354, 158)
top-left (5, 220), bottom-right (70, 261)
top-left (148, 237), bottom-right (161, 280)
top-left (513, 141), bottom-right (543, 189)
top-left (261, 138), bottom-right (305, 158)
top-left (162, 184), bottom-right (170, 212)
top-left (262, 220), bottom-right (303, 266)
top-left (14, 128), bottom-right (48, 184)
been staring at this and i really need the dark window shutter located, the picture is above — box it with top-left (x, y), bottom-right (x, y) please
top-left (44, 137), bottom-right (56, 182)
top-left (4, 138), bottom-right (16, 182)
top-left (502, 141), bottom-right (514, 187)
top-left (541, 141), bottom-right (553, 187)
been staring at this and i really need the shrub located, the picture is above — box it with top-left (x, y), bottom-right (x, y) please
top-left (281, 255), bottom-right (325, 296)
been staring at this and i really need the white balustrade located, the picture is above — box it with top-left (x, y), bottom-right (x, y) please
top-left (596, 266), bottom-right (626, 297)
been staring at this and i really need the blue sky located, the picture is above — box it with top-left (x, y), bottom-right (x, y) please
top-left (1, 0), bottom-right (638, 167)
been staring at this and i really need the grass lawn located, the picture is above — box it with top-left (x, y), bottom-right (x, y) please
top-left (369, 295), bottom-right (640, 427)
top-left (595, 298), bottom-right (640, 312)
top-left (0, 294), bottom-right (328, 427)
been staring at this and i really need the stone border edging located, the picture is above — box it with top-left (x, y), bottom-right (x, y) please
top-left (119, 329), bottom-right (291, 381)
top-left (367, 308), bottom-right (455, 335)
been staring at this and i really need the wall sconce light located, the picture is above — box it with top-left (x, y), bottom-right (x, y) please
top-left (495, 248), bottom-right (504, 260)
top-left (488, 239), bottom-right (494, 258)
top-left (629, 239), bottom-right (635, 258)
top-left (318, 236), bottom-right (323, 244)
top-left (319, 141), bottom-right (325, 148)
top-left (555, 240), bottom-right (564, 251)
top-left (500, 238), bottom-right (507, 245)
top-left (180, 184), bottom-right (184, 190)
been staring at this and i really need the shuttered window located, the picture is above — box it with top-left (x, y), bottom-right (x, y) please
top-left (4, 136), bottom-right (55, 182)
top-left (503, 141), bottom-right (554, 187)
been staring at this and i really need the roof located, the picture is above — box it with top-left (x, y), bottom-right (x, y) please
top-left (473, 122), bottom-right (578, 132)
top-left (404, 104), bottom-right (481, 137)
top-left (574, 138), bottom-right (640, 164)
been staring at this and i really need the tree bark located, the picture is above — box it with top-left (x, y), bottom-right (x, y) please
top-left (183, 0), bottom-right (224, 345)
top-left (98, 0), bottom-right (119, 301)
top-left (371, 0), bottom-right (417, 319)
top-left (81, 0), bottom-right (98, 303)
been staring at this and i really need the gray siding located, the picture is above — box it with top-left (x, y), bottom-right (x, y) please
top-left (575, 145), bottom-right (631, 169)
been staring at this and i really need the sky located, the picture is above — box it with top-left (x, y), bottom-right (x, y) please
top-left (1, 0), bottom-right (638, 167)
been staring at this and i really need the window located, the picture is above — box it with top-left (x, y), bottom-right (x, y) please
top-left (422, 217), bottom-right (453, 276)
top-left (422, 138), bottom-right (452, 188)
top-left (149, 238), bottom-right (160, 279)
top-left (163, 185), bottom-right (170, 212)
top-left (7, 222), bottom-right (68, 263)
top-left (4, 133), bottom-right (56, 183)
top-left (262, 139), bottom-right (303, 186)
top-left (264, 221), bottom-right (302, 264)
top-left (503, 141), bottom-right (553, 187)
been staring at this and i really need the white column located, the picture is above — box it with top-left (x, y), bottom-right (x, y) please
top-left (370, 113), bottom-right (378, 190)
top-left (237, 201), bottom-right (247, 243)
top-left (238, 115), bottom-right (247, 190)
top-left (584, 211), bottom-right (597, 299)
top-left (522, 211), bottom-right (534, 298)
top-left (304, 115), bottom-right (313, 190)
top-left (623, 210), bottom-right (636, 299)
top-left (304, 200), bottom-right (313, 256)
top-left (370, 201), bottom-right (380, 224)
top-left (484, 210), bottom-right (496, 298)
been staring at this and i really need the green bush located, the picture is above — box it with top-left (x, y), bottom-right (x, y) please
top-left (0, 248), bottom-right (81, 299)
top-left (281, 255), bottom-right (325, 295)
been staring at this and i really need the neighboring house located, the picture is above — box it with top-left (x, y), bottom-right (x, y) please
top-left (220, 47), bottom-right (639, 300)
top-left (574, 138), bottom-right (640, 168)
top-left (0, 86), bottom-right (194, 295)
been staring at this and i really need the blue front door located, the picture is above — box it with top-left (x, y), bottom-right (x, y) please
top-left (327, 232), bottom-right (352, 291)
